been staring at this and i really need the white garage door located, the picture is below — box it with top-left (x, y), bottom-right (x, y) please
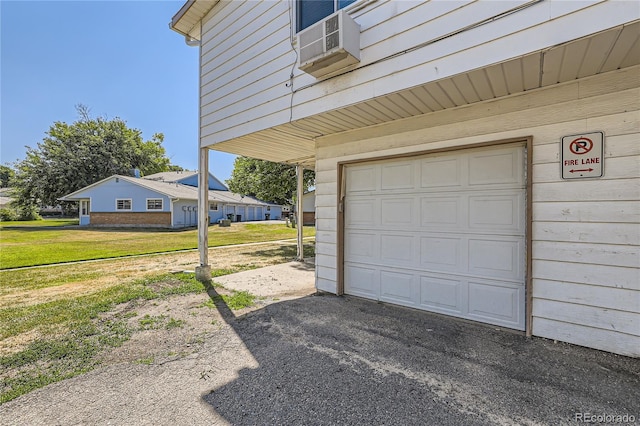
top-left (344, 145), bottom-right (526, 330)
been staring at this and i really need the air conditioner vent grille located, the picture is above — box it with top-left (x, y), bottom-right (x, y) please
top-left (299, 23), bottom-right (322, 47)
top-left (325, 14), bottom-right (339, 34)
top-left (326, 32), bottom-right (340, 51)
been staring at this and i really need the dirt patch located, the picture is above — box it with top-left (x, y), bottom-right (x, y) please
top-left (0, 330), bottom-right (46, 357)
top-left (96, 259), bottom-right (316, 367)
top-left (96, 293), bottom-right (222, 366)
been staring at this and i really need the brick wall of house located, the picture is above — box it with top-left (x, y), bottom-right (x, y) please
top-left (90, 212), bottom-right (172, 227)
top-left (302, 212), bottom-right (315, 226)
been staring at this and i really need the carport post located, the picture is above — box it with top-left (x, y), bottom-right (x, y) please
top-left (195, 147), bottom-right (211, 282)
top-left (296, 164), bottom-right (304, 261)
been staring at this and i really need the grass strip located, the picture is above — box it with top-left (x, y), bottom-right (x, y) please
top-left (0, 272), bottom-right (256, 404)
top-left (1, 223), bottom-right (315, 269)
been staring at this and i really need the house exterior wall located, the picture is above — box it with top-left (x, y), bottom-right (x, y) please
top-left (198, 0), bottom-right (636, 147)
top-left (302, 192), bottom-right (316, 225)
top-left (314, 67), bottom-right (639, 357)
top-left (79, 215), bottom-right (90, 226)
top-left (90, 212), bottom-right (172, 227)
top-left (211, 203), bottom-right (282, 222)
top-left (302, 212), bottom-right (315, 226)
top-left (302, 192), bottom-right (315, 213)
top-left (77, 178), bottom-right (172, 213)
top-left (266, 205), bottom-right (282, 220)
top-left (173, 199), bottom-right (199, 227)
top-left (209, 204), bottom-right (225, 223)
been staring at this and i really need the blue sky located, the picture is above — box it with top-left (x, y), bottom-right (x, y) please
top-left (1, 0), bottom-right (237, 181)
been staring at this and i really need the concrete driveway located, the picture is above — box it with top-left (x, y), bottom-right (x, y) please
top-left (1, 261), bottom-right (638, 425)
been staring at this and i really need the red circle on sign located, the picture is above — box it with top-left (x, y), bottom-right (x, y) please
top-left (569, 137), bottom-right (593, 155)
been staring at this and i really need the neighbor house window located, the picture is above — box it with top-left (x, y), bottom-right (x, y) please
top-left (146, 199), bottom-right (163, 210)
top-left (209, 202), bottom-right (219, 211)
top-left (297, 0), bottom-right (357, 31)
top-left (116, 199), bottom-right (132, 211)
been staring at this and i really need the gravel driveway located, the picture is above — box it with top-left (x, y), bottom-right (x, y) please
top-left (1, 260), bottom-right (638, 425)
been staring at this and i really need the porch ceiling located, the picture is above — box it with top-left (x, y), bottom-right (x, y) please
top-left (210, 21), bottom-right (640, 170)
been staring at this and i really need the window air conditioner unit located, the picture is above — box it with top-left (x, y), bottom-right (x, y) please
top-left (297, 9), bottom-right (361, 78)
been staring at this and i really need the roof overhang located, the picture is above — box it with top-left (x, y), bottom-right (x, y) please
top-left (170, 0), bottom-right (218, 40)
top-left (205, 21), bottom-right (639, 171)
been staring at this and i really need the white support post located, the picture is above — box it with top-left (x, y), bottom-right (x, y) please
top-left (195, 147), bottom-right (211, 282)
top-left (296, 164), bottom-right (304, 262)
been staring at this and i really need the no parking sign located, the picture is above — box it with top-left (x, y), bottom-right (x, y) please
top-left (561, 131), bottom-right (604, 179)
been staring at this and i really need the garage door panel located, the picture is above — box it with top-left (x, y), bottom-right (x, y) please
top-left (468, 238), bottom-right (524, 280)
top-left (381, 197), bottom-right (415, 227)
top-left (381, 161), bottom-right (415, 189)
top-left (468, 192), bottom-right (524, 232)
top-left (420, 276), bottom-right (464, 314)
top-left (420, 236), bottom-right (464, 272)
top-left (381, 234), bottom-right (416, 264)
top-left (380, 270), bottom-right (417, 305)
top-left (344, 265), bottom-right (378, 299)
top-left (347, 165), bottom-right (378, 192)
top-left (468, 281), bottom-right (524, 328)
top-left (421, 196), bottom-right (462, 227)
top-left (469, 148), bottom-right (523, 186)
top-left (421, 157), bottom-right (463, 188)
top-left (345, 198), bottom-right (378, 227)
top-left (344, 144), bottom-right (526, 331)
top-left (345, 231), bottom-right (378, 261)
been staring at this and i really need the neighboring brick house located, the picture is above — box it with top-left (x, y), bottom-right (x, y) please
top-left (59, 173), bottom-right (281, 228)
top-left (302, 190), bottom-right (315, 226)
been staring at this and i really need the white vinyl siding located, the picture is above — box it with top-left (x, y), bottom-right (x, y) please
top-left (146, 199), bottom-right (163, 210)
top-left (315, 66), bottom-right (640, 357)
top-left (198, 0), bottom-right (636, 148)
top-left (116, 199), bottom-right (132, 211)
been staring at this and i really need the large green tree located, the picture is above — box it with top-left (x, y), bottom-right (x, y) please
top-left (0, 165), bottom-right (14, 188)
top-left (226, 157), bottom-right (315, 205)
top-left (12, 106), bottom-right (174, 210)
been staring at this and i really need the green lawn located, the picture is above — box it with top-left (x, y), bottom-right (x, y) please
top-left (0, 218), bottom-right (78, 228)
top-left (0, 222), bottom-right (315, 269)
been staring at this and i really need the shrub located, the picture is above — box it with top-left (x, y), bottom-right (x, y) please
top-left (0, 208), bottom-right (18, 222)
top-left (17, 205), bottom-right (42, 221)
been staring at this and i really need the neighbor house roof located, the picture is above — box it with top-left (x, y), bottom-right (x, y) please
top-left (143, 170), bottom-right (229, 190)
top-left (59, 175), bottom-right (275, 206)
top-left (58, 175), bottom-right (198, 201)
top-left (143, 170), bottom-right (198, 181)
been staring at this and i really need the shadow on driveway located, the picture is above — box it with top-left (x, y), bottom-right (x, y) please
top-left (200, 284), bottom-right (640, 425)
